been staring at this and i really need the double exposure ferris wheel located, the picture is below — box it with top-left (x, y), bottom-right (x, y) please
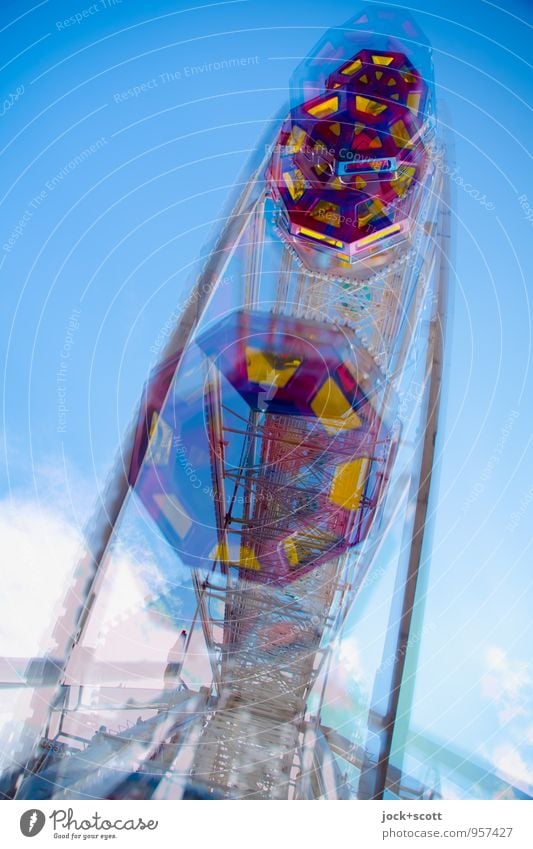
top-left (1, 5), bottom-right (503, 803)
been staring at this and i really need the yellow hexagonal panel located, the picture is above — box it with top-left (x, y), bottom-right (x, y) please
top-left (300, 228), bottom-right (344, 248)
top-left (329, 456), bottom-right (370, 511)
top-left (239, 546), bottom-right (262, 571)
top-left (311, 200), bottom-right (341, 228)
top-left (307, 96), bottom-right (339, 118)
top-left (310, 377), bottom-right (362, 431)
top-left (213, 542), bottom-right (261, 571)
top-left (356, 96), bottom-right (388, 116)
top-left (341, 58), bottom-right (362, 75)
top-left (286, 124), bottom-right (306, 153)
top-left (283, 530), bottom-right (338, 568)
top-left (245, 347), bottom-right (301, 388)
top-left (283, 168), bottom-right (306, 201)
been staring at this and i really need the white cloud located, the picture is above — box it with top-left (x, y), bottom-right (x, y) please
top-left (482, 645), bottom-right (531, 709)
top-left (485, 645), bottom-right (507, 670)
top-left (492, 744), bottom-right (533, 789)
top-left (338, 633), bottom-right (366, 681)
top-left (480, 644), bottom-right (533, 792)
top-left (0, 496), bottom-right (81, 657)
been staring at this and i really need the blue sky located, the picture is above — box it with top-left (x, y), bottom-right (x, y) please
top-left (0, 0), bottom-right (531, 795)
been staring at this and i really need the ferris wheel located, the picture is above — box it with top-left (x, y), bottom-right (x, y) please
top-left (3, 6), bottom-right (459, 802)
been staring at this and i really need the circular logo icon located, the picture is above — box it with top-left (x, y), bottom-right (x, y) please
top-left (20, 809), bottom-right (46, 837)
